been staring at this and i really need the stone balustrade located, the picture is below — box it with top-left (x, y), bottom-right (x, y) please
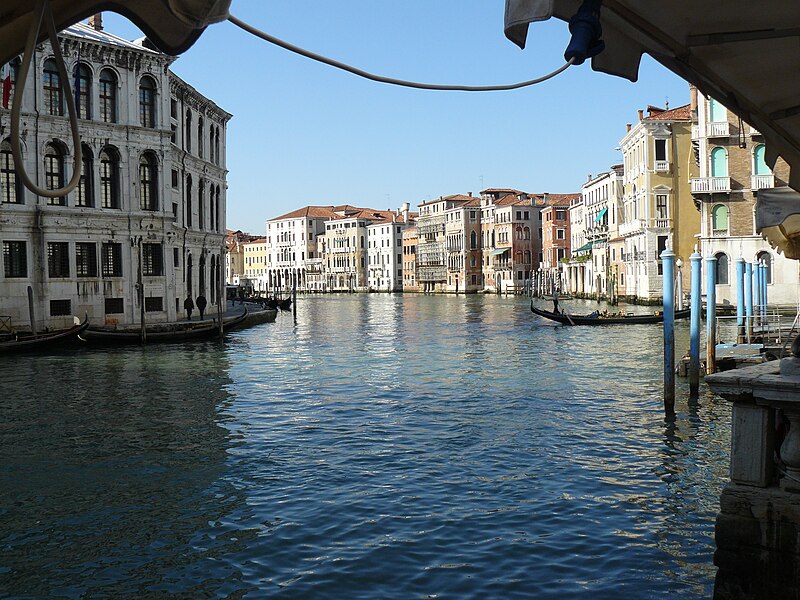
top-left (706, 344), bottom-right (800, 599)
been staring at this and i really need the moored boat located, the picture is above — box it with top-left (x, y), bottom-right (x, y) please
top-left (0, 316), bottom-right (89, 353)
top-left (80, 309), bottom-right (250, 345)
top-left (530, 301), bottom-right (691, 325)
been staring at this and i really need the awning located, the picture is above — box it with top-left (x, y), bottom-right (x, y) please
top-left (504, 1), bottom-right (800, 191)
top-left (594, 207), bottom-right (608, 223)
top-left (490, 247), bottom-right (510, 256)
top-left (573, 241), bottom-right (594, 254)
top-left (0, 0), bottom-right (232, 62)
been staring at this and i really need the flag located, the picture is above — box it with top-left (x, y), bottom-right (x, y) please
top-left (1, 63), bottom-right (11, 109)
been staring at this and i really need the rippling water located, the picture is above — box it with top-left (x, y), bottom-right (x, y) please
top-left (0, 294), bottom-right (730, 598)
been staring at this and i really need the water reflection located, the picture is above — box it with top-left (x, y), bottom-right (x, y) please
top-left (1, 295), bottom-right (731, 598)
top-left (0, 345), bottom-right (249, 597)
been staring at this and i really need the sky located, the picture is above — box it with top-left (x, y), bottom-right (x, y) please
top-left (103, 1), bottom-right (691, 233)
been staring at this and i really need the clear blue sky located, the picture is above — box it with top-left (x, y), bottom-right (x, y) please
top-left (103, 1), bottom-right (690, 233)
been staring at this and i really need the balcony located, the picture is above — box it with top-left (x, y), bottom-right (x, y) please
top-left (751, 174), bottom-right (774, 190)
top-left (651, 218), bottom-right (672, 230)
top-left (654, 160), bottom-right (670, 172)
top-left (712, 228), bottom-right (729, 238)
top-left (618, 219), bottom-right (645, 237)
top-left (707, 121), bottom-right (730, 137)
top-left (691, 124), bottom-right (701, 140)
top-left (586, 224), bottom-right (608, 240)
top-left (691, 176), bottom-right (731, 194)
top-left (749, 126), bottom-right (762, 136)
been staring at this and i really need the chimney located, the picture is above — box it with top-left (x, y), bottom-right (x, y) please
top-left (468, 191), bottom-right (472, 197)
top-left (637, 109), bottom-right (644, 121)
top-left (88, 13), bottom-right (103, 31)
top-left (626, 123), bottom-right (632, 133)
top-left (689, 84), bottom-right (698, 113)
top-left (401, 202), bottom-right (410, 223)
top-left (587, 173), bottom-right (592, 182)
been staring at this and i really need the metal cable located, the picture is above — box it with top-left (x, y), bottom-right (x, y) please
top-left (11, 0), bottom-right (82, 198)
top-left (228, 14), bottom-right (574, 92)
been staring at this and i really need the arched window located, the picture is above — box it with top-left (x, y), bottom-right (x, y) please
top-left (76, 144), bottom-right (93, 207)
top-left (44, 142), bottom-right (65, 205)
top-left (1, 139), bottom-right (21, 204)
top-left (711, 147), bottom-right (728, 177)
top-left (715, 252), bottom-right (729, 285)
top-left (709, 98), bottom-right (726, 122)
top-left (757, 251), bottom-right (773, 284)
top-left (210, 255), bottom-right (216, 303)
top-left (5, 57), bottom-right (20, 108)
top-left (524, 226), bottom-right (531, 240)
top-left (185, 109), bottom-right (192, 153)
top-left (712, 204), bottom-right (729, 233)
top-left (198, 179), bottom-right (205, 230)
top-left (139, 153), bottom-right (158, 211)
top-left (197, 117), bottom-right (204, 158)
top-left (470, 230), bottom-right (477, 249)
top-left (139, 77), bottom-right (156, 128)
top-left (209, 126), bottom-right (216, 164)
top-left (216, 185), bottom-right (222, 232)
top-left (99, 147), bottom-right (120, 209)
top-left (185, 174), bottom-right (193, 227)
top-left (209, 185), bottom-right (215, 232)
top-left (43, 58), bottom-right (63, 116)
top-left (214, 128), bottom-right (220, 165)
top-left (74, 63), bottom-right (91, 119)
top-left (98, 69), bottom-right (117, 123)
top-left (753, 144), bottom-right (769, 176)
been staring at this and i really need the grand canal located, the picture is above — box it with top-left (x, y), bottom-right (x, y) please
top-left (1, 294), bottom-right (730, 598)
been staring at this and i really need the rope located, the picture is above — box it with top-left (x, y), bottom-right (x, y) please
top-left (227, 14), bottom-right (575, 92)
top-left (11, 0), bottom-right (82, 198)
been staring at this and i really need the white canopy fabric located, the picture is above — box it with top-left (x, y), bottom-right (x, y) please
top-left (504, 0), bottom-right (800, 192)
top-left (0, 0), bottom-right (231, 63)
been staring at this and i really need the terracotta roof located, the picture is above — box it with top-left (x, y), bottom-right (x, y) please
top-left (270, 205), bottom-right (353, 221)
top-left (243, 237), bottom-right (266, 244)
top-left (480, 188), bottom-right (526, 195)
top-left (646, 103), bottom-right (692, 121)
top-left (538, 193), bottom-right (580, 207)
top-left (495, 193), bottom-right (532, 206)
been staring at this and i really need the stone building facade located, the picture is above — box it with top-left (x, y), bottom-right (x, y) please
top-left (0, 20), bottom-right (229, 331)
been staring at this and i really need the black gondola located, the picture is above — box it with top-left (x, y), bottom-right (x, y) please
top-left (80, 309), bottom-right (250, 345)
top-left (531, 301), bottom-right (691, 325)
top-left (0, 316), bottom-right (89, 353)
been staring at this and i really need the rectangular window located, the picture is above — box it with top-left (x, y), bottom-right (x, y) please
top-left (142, 243), bottom-right (163, 276)
top-left (656, 194), bottom-right (668, 219)
top-left (144, 296), bottom-right (163, 312)
top-left (171, 169), bottom-right (179, 188)
top-left (50, 299), bottom-right (71, 316)
top-left (655, 139), bottom-right (667, 162)
top-left (3, 241), bottom-right (27, 277)
top-left (556, 210), bottom-right (566, 220)
top-left (1, 144), bottom-right (21, 204)
top-left (47, 242), bottom-right (70, 278)
top-left (556, 229), bottom-right (565, 240)
top-left (102, 242), bottom-right (123, 277)
top-left (75, 242), bottom-right (98, 277)
top-left (173, 247), bottom-right (180, 267)
top-left (104, 297), bottom-right (124, 314)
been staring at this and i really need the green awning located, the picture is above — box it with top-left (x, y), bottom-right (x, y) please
top-left (594, 207), bottom-right (608, 223)
top-left (490, 247), bottom-right (510, 256)
top-left (573, 241), bottom-right (594, 254)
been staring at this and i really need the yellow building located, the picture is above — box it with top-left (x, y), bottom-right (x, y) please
top-left (242, 238), bottom-right (268, 293)
top-left (618, 104), bottom-right (699, 302)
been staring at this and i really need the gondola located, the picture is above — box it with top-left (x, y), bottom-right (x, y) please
top-left (80, 309), bottom-right (249, 345)
top-left (0, 315), bottom-right (89, 353)
top-left (277, 297), bottom-right (292, 311)
top-left (530, 301), bottom-right (691, 325)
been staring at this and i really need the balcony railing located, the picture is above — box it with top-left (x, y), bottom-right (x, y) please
top-left (712, 228), bottom-right (729, 238)
top-left (751, 174), bottom-right (774, 190)
top-left (691, 176), bottom-right (731, 194)
top-left (618, 219), bottom-right (644, 237)
top-left (651, 218), bottom-right (672, 230)
top-left (691, 124), bottom-right (701, 140)
top-left (707, 121), bottom-right (730, 137)
top-left (654, 160), bottom-right (670, 172)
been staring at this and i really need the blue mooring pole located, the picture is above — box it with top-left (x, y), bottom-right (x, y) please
top-left (753, 260), bottom-right (762, 332)
top-left (661, 249), bottom-right (675, 413)
top-left (745, 261), bottom-right (753, 341)
top-left (689, 250), bottom-right (702, 395)
top-left (706, 254), bottom-right (718, 375)
top-left (735, 257), bottom-right (745, 342)
top-left (761, 261), bottom-right (769, 324)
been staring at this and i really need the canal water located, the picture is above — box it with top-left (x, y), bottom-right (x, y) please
top-left (1, 294), bottom-right (730, 598)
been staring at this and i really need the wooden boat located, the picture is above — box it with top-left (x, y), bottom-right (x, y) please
top-left (228, 305), bottom-right (278, 330)
top-left (80, 309), bottom-right (249, 345)
top-left (0, 316), bottom-right (89, 353)
top-left (530, 301), bottom-right (691, 325)
top-left (277, 297), bottom-right (293, 311)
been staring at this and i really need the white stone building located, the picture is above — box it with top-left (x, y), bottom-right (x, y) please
top-left (367, 211), bottom-right (408, 292)
top-left (0, 18), bottom-right (230, 331)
